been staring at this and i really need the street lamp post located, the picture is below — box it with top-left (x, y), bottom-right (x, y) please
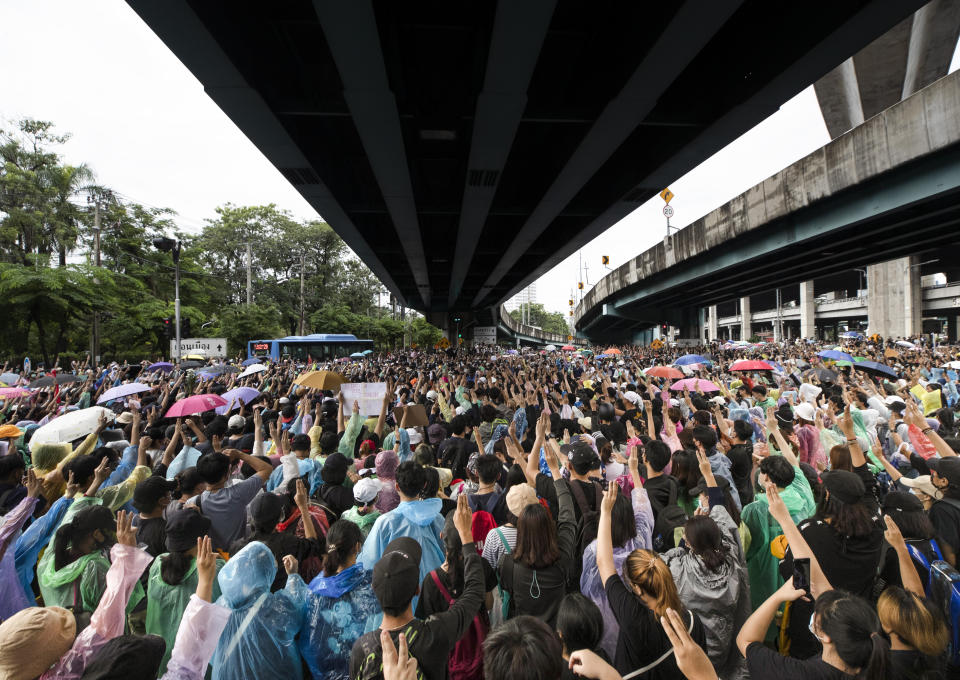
top-left (153, 237), bottom-right (182, 363)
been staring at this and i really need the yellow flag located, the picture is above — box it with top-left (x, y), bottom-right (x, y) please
top-left (660, 188), bottom-right (674, 204)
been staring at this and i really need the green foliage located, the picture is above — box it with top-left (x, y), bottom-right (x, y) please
top-left (0, 118), bottom-right (443, 362)
top-left (509, 303), bottom-right (570, 336)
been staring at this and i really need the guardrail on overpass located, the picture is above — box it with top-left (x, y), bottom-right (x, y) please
top-left (498, 305), bottom-right (584, 346)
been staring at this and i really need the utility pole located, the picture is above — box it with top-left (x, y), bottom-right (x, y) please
top-left (299, 253), bottom-right (306, 335)
top-left (246, 243), bottom-right (253, 305)
top-left (91, 198), bottom-right (101, 363)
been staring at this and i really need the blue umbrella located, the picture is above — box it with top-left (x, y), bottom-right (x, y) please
top-left (817, 350), bottom-right (854, 362)
top-left (241, 357), bottom-right (265, 367)
top-left (215, 386), bottom-right (261, 414)
top-left (147, 362), bottom-right (174, 372)
top-left (674, 354), bottom-right (708, 366)
top-left (350, 352), bottom-right (365, 358)
top-left (840, 331), bottom-right (864, 339)
top-left (0, 372), bottom-right (22, 385)
top-left (362, 349), bottom-right (373, 355)
top-left (97, 382), bottom-right (152, 405)
top-left (852, 361), bottom-right (898, 379)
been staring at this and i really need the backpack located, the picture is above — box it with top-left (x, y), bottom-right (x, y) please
top-left (569, 480), bottom-right (604, 588)
top-left (430, 570), bottom-right (488, 680)
top-left (929, 560), bottom-right (960, 666)
top-left (467, 492), bottom-right (501, 554)
top-left (492, 527), bottom-right (512, 626)
top-left (652, 481), bottom-right (688, 552)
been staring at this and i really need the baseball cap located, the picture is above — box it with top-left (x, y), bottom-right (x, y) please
top-left (929, 457), bottom-right (960, 487)
top-left (372, 537), bottom-right (422, 609)
top-left (882, 490), bottom-right (924, 513)
top-left (114, 412), bottom-right (135, 425)
top-left (279, 397), bottom-right (291, 405)
top-left (132, 476), bottom-right (177, 512)
top-left (622, 391), bottom-right (640, 405)
top-left (164, 509), bottom-right (212, 552)
top-left (426, 390), bottom-right (438, 402)
top-left (228, 414), bottom-right (245, 430)
top-left (353, 476), bottom-right (381, 504)
top-left (427, 423), bottom-right (446, 445)
top-left (506, 483), bottom-right (539, 518)
top-left (794, 402), bottom-right (816, 422)
top-left (899, 474), bottom-right (940, 498)
top-left (822, 470), bottom-right (866, 504)
top-left (565, 441), bottom-right (600, 475)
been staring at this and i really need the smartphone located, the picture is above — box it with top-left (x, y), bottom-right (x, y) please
top-left (792, 557), bottom-right (811, 594)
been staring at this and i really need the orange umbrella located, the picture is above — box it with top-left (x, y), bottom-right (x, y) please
top-left (603, 347), bottom-right (622, 355)
top-left (645, 366), bottom-right (683, 379)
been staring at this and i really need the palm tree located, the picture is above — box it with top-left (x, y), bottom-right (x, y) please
top-left (40, 164), bottom-right (96, 265)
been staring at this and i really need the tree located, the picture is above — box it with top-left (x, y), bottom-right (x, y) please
top-left (509, 303), bottom-right (569, 335)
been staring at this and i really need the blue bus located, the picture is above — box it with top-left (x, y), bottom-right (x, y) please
top-left (247, 334), bottom-right (375, 361)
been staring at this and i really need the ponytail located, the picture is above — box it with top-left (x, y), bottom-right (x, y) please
top-left (858, 633), bottom-right (889, 680)
top-left (683, 515), bottom-right (728, 572)
top-left (53, 523), bottom-right (75, 571)
top-left (160, 551), bottom-right (193, 586)
top-left (53, 505), bottom-right (114, 570)
top-left (815, 590), bottom-right (889, 679)
top-left (323, 520), bottom-right (362, 577)
top-left (623, 549), bottom-right (683, 619)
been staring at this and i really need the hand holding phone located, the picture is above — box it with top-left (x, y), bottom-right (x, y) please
top-left (792, 557), bottom-right (811, 595)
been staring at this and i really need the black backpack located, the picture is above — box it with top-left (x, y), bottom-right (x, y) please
top-left (568, 480), bottom-right (603, 589)
top-left (652, 481), bottom-right (688, 552)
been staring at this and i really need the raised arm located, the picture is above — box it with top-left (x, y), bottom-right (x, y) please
top-left (596, 481), bottom-right (619, 583)
top-left (765, 407), bottom-right (799, 467)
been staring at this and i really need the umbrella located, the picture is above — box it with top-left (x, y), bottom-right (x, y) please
top-left (561, 345), bottom-right (576, 351)
top-left (668, 378), bottom-right (720, 393)
top-left (544, 344), bottom-right (557, 351)
top-left (239, 363), bottom-right (268, 379)
top-left (674, 354), bottom-right (708, 366)
top-left (215, 387), bottom-right (261, 415)
top-left (603, 348), bottom-right (622, 355)
top-left (896, 340), bottom-right (917, 349)
top-left (362, 349), bottom-right (373, 355)
top-left (198, 365), bottom-right (240, 376)
top-left (97, 383), bottom-right (152, 405)
top-left (884, 348), bottom-right (900, 359)
top-left (30, 406), bottom-right (115, 450)
top-left (241, 357), bottom-right (265, 367)
top-left (729, 360), bottom-right (774, 372)
top-left (294, 370), bottom-right (345, 391)
top-left (943, 361), bottom-right (960, 370)
top-left (840, 331), bottom-right (864, 339)
top-left (181, 360), bottom-right (204, 369)
top-left (506, 350), bottom-right (518, 355)
top-left (852, 361), bottom-right (898, 379)
top-left (147, 362), bottom-right (174, 372)
top-left (0, 387), bottom-right (31, 398)
top-left (805, 367), bottom-right (838, 382)
top-left (165, 393), bottom-right (227, 418)
top-left (29, 374), bottom-right (80, 389)
top-left (578, 348), bottom-right (593, 354)
top-left (350, 352), bottom-right (365, 358)
top-left (817, 350), bottom-right (854, 363)
top-left (0, 372), bottom-right (22, 385)
top-left (645, 366), bottom-right (684, 379)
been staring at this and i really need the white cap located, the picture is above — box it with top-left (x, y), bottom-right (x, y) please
top-left (279, 397), bottom-right (291, 405)
top-left (426, 390), bottom-right (438, 401)
top-left (407, 428), bottom-right (423, 445)
top-left (353, 477), bottom-right (381, 504)
top-left (622, 391), bottom-right (640, 405)
top-left (794, 402), bottom-right (816, 422)
top-left (228, 414), bottom-right (245, 429)
top-left (884, 395), bottom-right (906, 406)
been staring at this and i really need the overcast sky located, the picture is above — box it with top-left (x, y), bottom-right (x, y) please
top-left (2, 1), bottom-right (957, 318)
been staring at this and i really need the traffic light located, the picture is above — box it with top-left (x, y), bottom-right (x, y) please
top-left (181, 317), bottom-right (192, 337)
top-left (160, 317), bottom-right (172, 338)
top-left (578, 282), bottom-right (584, 290)
top-left (569, 310), bottom-right (574, 316)
top-left (602, 255), bottom-right (609, 265)
top-left (569, 299), bottom-right (574, 306)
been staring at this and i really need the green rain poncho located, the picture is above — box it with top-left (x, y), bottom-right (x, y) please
top-left (146, 554), bottom-right (225, 676)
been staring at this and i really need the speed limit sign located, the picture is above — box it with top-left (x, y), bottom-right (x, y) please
top-left (662, 205), bottom-right (675, 218)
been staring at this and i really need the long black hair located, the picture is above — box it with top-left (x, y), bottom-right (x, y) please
top-left (54, 505), bottom-right (114, 570)
top-left (683, 515), bottom-right (728, 572)
top-left (323, 520), bottom-right (362, 577)
top-left (442, 512), bottom-right (465, 594)
top-left (815, 590), bottom-right (888, 679)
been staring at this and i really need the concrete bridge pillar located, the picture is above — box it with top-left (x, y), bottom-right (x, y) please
top-left (740, 296), bottom-right (751, 341)
top-left (800, 281), bottom-right (816, 339)
top-left (707, 305), bottom-right (718, 342)
top-left (867, 256), bottom-right (922, 338)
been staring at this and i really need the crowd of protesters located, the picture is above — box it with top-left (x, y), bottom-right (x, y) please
top-left (0, 332), bottom-right (956, 680)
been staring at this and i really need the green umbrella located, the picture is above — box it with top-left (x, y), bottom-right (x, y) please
top-left (853, 356), bottom-right (867, 362)
top-left (579, 349), bottom-right (593, 354)
top-left (835, 360), bottom-right (853, 368)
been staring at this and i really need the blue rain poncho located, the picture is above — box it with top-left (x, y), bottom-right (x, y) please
top-left (299, 563), bottom-right (382, 680)
top-left (211, 541), bottom-right (309, 680)
top-left (358, 497), bottom-right (445, 586)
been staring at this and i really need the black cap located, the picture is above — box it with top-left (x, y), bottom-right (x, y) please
top-left (132, 477), bottom-right (177, 512)
top-left (164, 509), bottom-right (211, 552)
top-left (822, 470), bottom-right (866, 505)
top-left (882, 490), bottom-right (924, 513)
top-left (564, 441), bottom-right (600, 475)
top-left (248, 492), bottom-right (285, 529)
top-left (372, 537), bottom-right (422, 609)
top-left (929, 457), bottom-right (960, 487)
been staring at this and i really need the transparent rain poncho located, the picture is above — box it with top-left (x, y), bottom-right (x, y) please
top-left (211, 541), bottom-right (309, 680)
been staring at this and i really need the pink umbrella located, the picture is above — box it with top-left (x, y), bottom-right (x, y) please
top-left (0, 387), bottom-right (31, 398)
top-left (668, 378), bottom-right (721, 393)
top-left (165, 393), bottom-right (227, 418)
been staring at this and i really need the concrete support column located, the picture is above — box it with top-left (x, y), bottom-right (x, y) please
top-left (707, 305), bottom-right (718, 342)
top-left (740, 296), bottom-right (751, 341)
top-left (867, 256), bottom-right (922, 338)
top-left (800, 281), bottom-right (816, 339)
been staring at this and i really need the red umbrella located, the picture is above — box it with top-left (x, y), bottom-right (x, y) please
top-left (603, 347), bottom-right (622, 355)
top-left (645, 366), bottom-right (683, 379)
top-left (165, 393), bottom-right (227, 418)
top-left (729, 360), bottom-right (774, 372)
top-left (669, 378), bottom-right (721, 392)
top-left (561, 345), bottom-right (576, 351)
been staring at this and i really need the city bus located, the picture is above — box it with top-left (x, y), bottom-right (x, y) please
top-left (247, 334), bottom-right (374, 362)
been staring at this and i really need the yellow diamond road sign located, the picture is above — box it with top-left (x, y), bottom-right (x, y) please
top-left (660, 188), bottom-right (674, 204)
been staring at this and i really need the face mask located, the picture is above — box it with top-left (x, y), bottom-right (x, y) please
top-left (808, 613), bottom-right (823, 641)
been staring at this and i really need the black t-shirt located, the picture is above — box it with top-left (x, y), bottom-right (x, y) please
top-left (852, 463), bottom-right (880, 513)
top-left (232, 532), bottom-right (323, 592)
top-left (350, 544), bottom-right (485, 680)
top-left (726, 443), bottom-right (755, 505)
top-left (643, 475), bottom-right (679, 520)
top-left (136, 517), bottom-right (167, 558)
top-left (414, 562), bottom-right (496, 620)
top-left (316, 482), bottom-right (355, 518)
top-left (745, 642), bottom-right (853, 680)
top-left (878, 537), bottom-right (941, 591)
top-left (467, 491), bottom-right (507, 526)
top-left (603, 574), bottom-right (706, 679)
top-left (561, 648), bottom-right (612, 680)
top-left (929, 497), bottom-right (960, 558)
top-left (889, 649), bottom-right (947, 680)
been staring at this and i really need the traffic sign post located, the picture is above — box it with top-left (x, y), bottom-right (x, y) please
top-left (170, 338), bottom-right (228, 359)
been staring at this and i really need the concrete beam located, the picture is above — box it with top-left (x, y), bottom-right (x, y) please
top-left (800, 281), bottom-right (816, 339)
top-left (867, 255), bottom-right (923, 337)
